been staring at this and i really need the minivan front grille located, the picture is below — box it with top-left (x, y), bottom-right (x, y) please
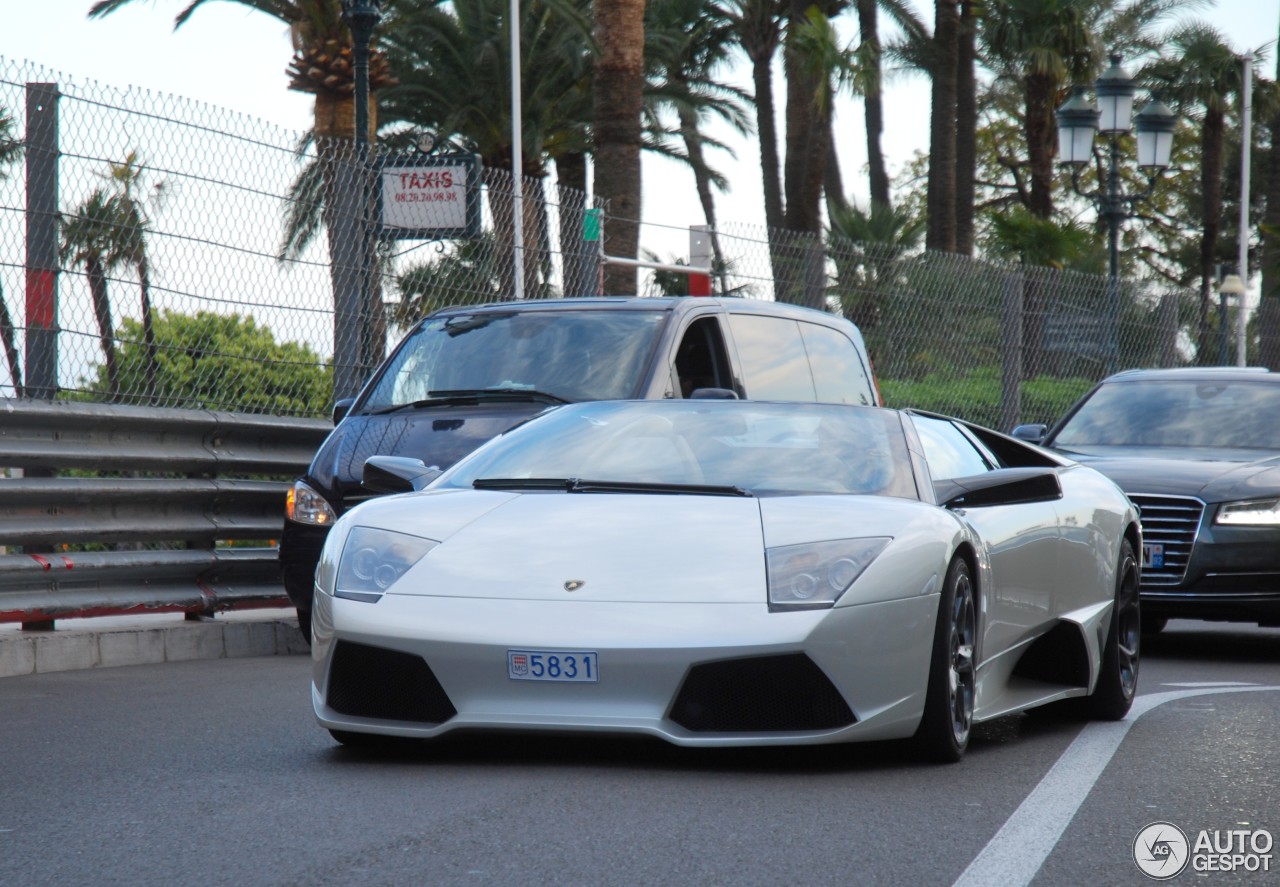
top-left (1130, 494), bottom-right (1204, 587)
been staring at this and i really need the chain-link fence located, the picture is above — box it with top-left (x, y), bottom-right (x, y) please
top-left (1, 57), bottom-right (1207, 428)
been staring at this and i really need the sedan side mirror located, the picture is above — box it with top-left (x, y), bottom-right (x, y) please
top-left (1010, 423), bottom-right (1049, 445)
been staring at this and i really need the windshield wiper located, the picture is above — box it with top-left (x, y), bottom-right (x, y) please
top-left (428, 388), bottom-right (570, 405)
top-left (368, 388), bottom-right (568, 416)
top-left (473, 477), bottom-right (752, 497)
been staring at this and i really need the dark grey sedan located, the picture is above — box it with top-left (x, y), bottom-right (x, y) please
top-left (1013, 367), bottom-right (1280, 633)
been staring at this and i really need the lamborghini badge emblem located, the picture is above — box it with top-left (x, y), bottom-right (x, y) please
top-left (564, 580), bottom-right (586, 592)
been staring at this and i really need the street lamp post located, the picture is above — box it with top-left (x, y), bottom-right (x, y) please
top-left (1218, 273), bottom-right (1246, 365)
top-left (1056, 54), bottom-right (1176, 374)
top-left (340, 0), bottom-right (383, 391)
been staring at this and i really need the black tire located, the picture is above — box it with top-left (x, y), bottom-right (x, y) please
top-left (1089, 539), bottom-right (1140, 720)
top-left (914, 557), bottom-right (976, 763)
top-left (296, 608), bottom-right (312, 648)
top-left (1140, 614), bottom-right (1167, 637)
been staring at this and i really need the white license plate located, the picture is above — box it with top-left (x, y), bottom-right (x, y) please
top-left (1142, 543), bottom-right (1164, 569)
top-left (507, 649), bottom-right (599, 682)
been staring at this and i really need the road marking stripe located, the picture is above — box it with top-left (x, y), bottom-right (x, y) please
top-left (951, 685), bottom-right (1280, 887)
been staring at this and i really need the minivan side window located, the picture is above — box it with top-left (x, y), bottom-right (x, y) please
top-left (673, 316), bottom-right (734, 397)
top-left (726, 314), bottom-right (818, 401)
top-left (797, 321), bottom-right (874, 405)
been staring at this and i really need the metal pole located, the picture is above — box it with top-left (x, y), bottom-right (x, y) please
top-left (349, 4), bottom-right (375, 379)
top-left (510, 0), bottom-right (525, 300)
top-left (24, 83), bottom-right (59, 400)
top-left (1237, 54), bottom-right (1252, 367)
top-left (1106, 135), bottom-right (1122, 376)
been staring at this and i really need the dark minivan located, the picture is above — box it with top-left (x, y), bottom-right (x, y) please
top-left (281, 296), bottom-right (880, 638)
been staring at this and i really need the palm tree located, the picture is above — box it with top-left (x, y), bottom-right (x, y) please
top-left (103, 152), bottom-right (162, 403)
top-left (0, 107), bottom-right (23, 394)
top-left (594, 0), bottom-right (647, 294)
top-left (1145, 24), bottom-right (1254, 363)
top-left (645, 0), bottom-right (752, 286)
top-left (60, 190), bottom-right (130, 401)
top-left (89, 0), bottom-right (397, 382)
top-left (377, 0), bottom-right (594, 298)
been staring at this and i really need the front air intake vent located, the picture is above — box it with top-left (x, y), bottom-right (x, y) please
top-left (326, 641), bottom-right (457, 724)
top-left (669, 653), bottom-right (855, 732)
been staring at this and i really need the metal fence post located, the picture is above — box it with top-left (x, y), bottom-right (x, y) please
top-left (24, 83), bottom-right (59, 401)
top-left (1001, 270), bottom-right (1024, 432)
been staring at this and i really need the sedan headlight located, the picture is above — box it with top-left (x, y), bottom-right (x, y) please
top-left (1215, 498), bottom-right (1280, 526)
top-left (286, 480), bottom-right (337, 526)
top-left (335, 526), bottom-right (438, 602)
top-left (767, 537), bottom-right (891, 611)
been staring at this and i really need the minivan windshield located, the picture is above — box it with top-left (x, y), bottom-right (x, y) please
top-left (361, 309), bottom-right (667, 409)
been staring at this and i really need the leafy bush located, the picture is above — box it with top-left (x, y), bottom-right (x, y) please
top-left (880, 367), bottom-right (1094, 430)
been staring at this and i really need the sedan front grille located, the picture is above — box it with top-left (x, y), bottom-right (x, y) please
top-left (669, 653), bottom-right (855, 733)
top-left (1130, 494), bottom-right (1204, 587)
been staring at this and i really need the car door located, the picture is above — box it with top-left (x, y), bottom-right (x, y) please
top-left (911, 415), bottom-right (1063, 656)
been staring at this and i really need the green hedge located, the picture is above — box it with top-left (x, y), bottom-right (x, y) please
top-left (879, 367), bottom-right (1095, 431)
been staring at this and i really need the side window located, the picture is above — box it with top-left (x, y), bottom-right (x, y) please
top-left (673, 317), bottom-right (732, 398)
top-left (726, 314), bottom-right (817, 401)
top-left (797, 321), bottom-right (874, 405)
top-left (913, 416), bottom-right (996, 480)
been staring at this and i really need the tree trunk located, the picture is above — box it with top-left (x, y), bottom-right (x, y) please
top-left (1198, 110), bottom-right (1227, 363)
top-left (857, 0), bottom-right (890, 211)
top-left (954, 0), bottom-right (977, 254)
top-left (782, 0), bottom-right (829, 236)
top-left (1024, 71), bottom-right (1057, 220)
top-left (137, 256), bottom-right (159, 404)
top-left (87, 255), bottom-right (118, 402)
top-left (926, 0), bottom-right (959, 252)
top-left (678, 104), bottom-right (728, 282)
top-left (556, 152), bottom-right (598, 298)
top-left (593, 0), bottom-right (646, 295)
top-left (0, 282), bottom-right (21, 396)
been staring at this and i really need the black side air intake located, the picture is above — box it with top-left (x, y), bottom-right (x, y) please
top-left (669, 653), bottom-right (855, 732)
top-left (326, 641), bottom-right (457, 724)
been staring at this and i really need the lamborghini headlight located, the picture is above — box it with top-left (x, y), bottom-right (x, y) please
top-left (766, 537), bottom-right (891, 611)
top-left (1215, 498), bottom-right (1280, 526)
top-left (335, 526), bottom-right (438, 602)
top-left (286, 480), bottom-right (337, 526)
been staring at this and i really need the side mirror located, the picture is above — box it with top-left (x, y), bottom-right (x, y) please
top-left (363, 455), bottom-right (443, 494)
top-left (1010, 423), bottom-right (1049, 445)
top-left (690, 387), bottom-right (739, 400)
top-left (332, 398), bottom-right (356, 425)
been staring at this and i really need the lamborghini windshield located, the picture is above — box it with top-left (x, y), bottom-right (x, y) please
top-left (438, 400), bottom-right (918, 498)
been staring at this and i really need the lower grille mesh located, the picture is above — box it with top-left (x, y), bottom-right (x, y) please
top-left (670, 653), bottom-right (855, 732)
top-left (326, 641), bottom-right (457, 724)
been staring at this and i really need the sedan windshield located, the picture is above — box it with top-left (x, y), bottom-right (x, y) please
top-left (1052, 379), bottom-right (1280, 449)
top-left (438, 401), bottom-right (918, 498)
top-left (361, 309), bottom-right (667, 410)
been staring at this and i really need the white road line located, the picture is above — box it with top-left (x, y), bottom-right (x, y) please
top-left (951, 685), bottom-right (1280, 887)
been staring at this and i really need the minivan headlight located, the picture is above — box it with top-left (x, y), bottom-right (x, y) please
top-left (767, 537), bottom-right (891, 611)
top-left (286, 480), bottom-right (337, 526)
top-left (1216, 498), bottom-right (1280, 526)
top-left (335, 526), bottom-right (438, 602)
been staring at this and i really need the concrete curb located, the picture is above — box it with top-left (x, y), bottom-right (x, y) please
top-left (0, 608), bottom-right (308, 678)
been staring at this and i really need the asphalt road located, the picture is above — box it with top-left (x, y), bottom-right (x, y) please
top-left (1, 621), bottom-right (1278, 887)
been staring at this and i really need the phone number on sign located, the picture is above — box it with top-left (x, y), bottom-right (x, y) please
top-left (393, 191), bottom-right (459, 203)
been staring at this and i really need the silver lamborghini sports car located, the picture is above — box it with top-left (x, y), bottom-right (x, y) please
top-left (310, 400), bottom-right (1141, 762)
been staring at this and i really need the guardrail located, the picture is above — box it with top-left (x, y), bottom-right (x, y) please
top-left (0, 399), bottom-right (330, 627)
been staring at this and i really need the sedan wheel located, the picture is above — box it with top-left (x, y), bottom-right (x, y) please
top-left (915, 557), bottom-right (976, 763)
top-left (1089, 539), bottom-right (1140, 720)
